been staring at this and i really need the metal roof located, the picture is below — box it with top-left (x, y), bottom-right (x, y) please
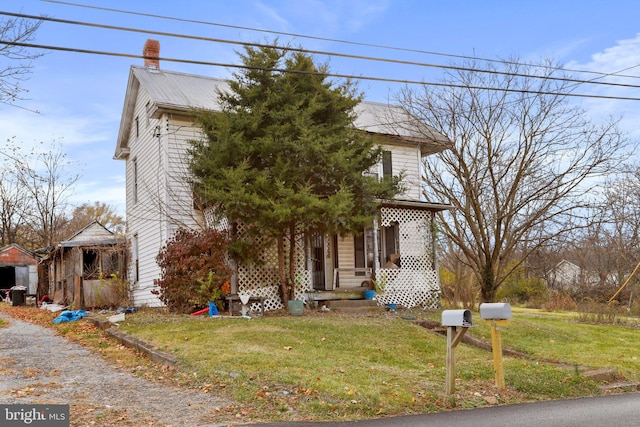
top-left (115, 66), bottom-right (453, 159)
top-left (133, 67), bottom-right (228, 115)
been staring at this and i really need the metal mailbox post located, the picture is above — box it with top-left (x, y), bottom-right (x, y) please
top-left (479, 303), bottom-right (512, 390)
top-left (441, 309), bottom-right (472, 394)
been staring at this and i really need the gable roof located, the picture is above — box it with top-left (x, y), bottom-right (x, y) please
top-left (0, 244), bottom-right (38, 266)
top-left (59, 221), bottom-right (124, 248)
top-left (115, 66), bottom-right (452, 159)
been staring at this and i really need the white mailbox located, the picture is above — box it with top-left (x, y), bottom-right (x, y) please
top-left (441, 309), bottom-right (472, 327)
top-left (479, 303), bottom-right (512, 320)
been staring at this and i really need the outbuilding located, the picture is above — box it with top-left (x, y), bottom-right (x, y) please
top-left (0, 244), bottom-right (39, 300)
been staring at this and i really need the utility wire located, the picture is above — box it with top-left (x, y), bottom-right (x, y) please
top-left (41, 0), bottom-right (640, 81)
top-left (4, 39), bottom-right (640, 102)
top-left (4, 11), bottom-right (640, 92)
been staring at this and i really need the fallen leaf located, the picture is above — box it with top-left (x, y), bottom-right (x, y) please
top-left (284, 346), bottom-right (292, 350)
top-left (484, 396), bottom-right (498, 405)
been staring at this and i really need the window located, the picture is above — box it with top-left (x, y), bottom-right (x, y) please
top-left (382, 150), bottom-right (393, 179)
top-left (82, 248), bottom-right (124, 280)
top-left (382, 222), bottom-right (400, 268)
top-left (132, 158), bottom-right (138, 204)
top-left (132, 234), bottom-right (139, 283)
top-left (83, 249), bottom-right (100, 280)
top-left (354, 233), bottom-right (365, 275)
top-left (145, 101), bottom-right (151, 125)
top-left (135, 116), bottom-right (139, 138)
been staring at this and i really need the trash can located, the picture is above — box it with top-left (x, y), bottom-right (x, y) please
top-left (11, 287), bottom-right (26, 306)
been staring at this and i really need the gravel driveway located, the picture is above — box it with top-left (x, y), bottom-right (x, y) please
top-left (0, 313), bottom-right (232, 426)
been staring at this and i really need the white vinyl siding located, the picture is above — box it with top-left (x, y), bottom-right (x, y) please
top-left (125, 85), bottom-right (209, 306)
top-left (335, 234), bottom-right (366, 288)
top-left (125, 86), bottom-right (168, 306)
top-left (381, 143), bottom-right (422, 201)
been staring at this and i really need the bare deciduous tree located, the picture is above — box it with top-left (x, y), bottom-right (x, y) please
top-left (397, 58), bottom-right (629, 302)
top-left (0, 165), bottom-right (30, 246)
top-left (0, 15), bottom-right (42, 105)
top-left (2, 141), bottom-right (80, 248)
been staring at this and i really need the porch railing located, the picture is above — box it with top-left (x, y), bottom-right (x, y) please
top-left (332, 268), bottom-right (372, 289)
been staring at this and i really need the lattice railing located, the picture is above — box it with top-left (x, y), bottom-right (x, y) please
top-left (205, 206), bottom-right (441, 312)
top-left (376, 207), bottom-right (441, 309)
top-left (231, 224), bottom-right (309, 313)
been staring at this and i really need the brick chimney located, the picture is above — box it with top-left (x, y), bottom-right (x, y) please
top-left (143, 39), bottom-right (160, 69)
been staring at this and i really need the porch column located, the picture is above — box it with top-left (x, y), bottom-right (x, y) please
top-left (373, 217), bottom-right (380, 272)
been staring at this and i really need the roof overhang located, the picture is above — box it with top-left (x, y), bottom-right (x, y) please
top-left (113, 68), bottom-right (140, 160)
top-left (58, 238), bottom-right (126, 248)
top-left (378, 198), bottom-right (454, 212)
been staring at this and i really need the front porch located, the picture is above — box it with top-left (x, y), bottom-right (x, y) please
top-left (227, 201), bottom-right (447, 312)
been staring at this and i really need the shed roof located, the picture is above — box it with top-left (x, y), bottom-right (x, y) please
top-left (115, 66), bottom-right (452, 159)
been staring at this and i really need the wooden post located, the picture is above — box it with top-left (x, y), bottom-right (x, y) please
top-left (486, 319), bottom-right (509, 390)
top-left (445, 325), bottom-right (469, 394)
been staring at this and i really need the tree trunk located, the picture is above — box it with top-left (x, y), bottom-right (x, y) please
top-left (277, 234), bottom-right (289, 305)
top-left (288, 223), bottom-right (297, 300)
top-left (479, 263), bottom-right (498, 303)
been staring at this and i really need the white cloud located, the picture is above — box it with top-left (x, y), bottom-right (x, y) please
top-left (563, 33), bottom-right (640, 140)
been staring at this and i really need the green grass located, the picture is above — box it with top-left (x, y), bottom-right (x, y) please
top-left (118, 309), bottom-right (621, 422)
top-left (470, 310), bottom-right (640, 377)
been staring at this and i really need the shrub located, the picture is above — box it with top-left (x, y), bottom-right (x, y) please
top-left (543, 289), bottom-right (577, 311)
top-left (153, 228), bottom-right (232, 313)
top-left (496, 275), bottom-right (548, 306)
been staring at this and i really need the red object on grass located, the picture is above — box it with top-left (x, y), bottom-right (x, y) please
top-left (190, 307), bottom-right (209, 316)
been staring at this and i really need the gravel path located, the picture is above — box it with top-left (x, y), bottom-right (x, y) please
top-left (0, 313), bottom-right (232, 426)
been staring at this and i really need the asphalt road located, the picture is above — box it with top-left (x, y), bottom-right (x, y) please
top-left (241, 392), bottom-right (640, 427)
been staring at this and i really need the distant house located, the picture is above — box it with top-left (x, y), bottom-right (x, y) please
top-left (114, 40), bottom-right (453, 310)
top-left (0, 244), bottom-right (39, 298)
top-left (42, 221), bottom-right (127, 308)
top-left (547, 260), bottom-right (582, 290)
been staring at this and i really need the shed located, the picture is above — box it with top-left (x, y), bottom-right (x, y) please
top-left (0, 244), bottom-right (39, 297)
top-left (43, 221), bottom-right (128, 308)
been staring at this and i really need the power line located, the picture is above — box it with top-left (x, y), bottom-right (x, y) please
top-left (4, 39), bottom-right (640, 102)
top-left (41, 0), bottom-right (640, 81)
top-left (4, 11), bottom-right (640, 92)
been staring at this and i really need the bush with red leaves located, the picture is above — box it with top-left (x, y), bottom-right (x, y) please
top-left (153, 228), bottom-right (232, 313)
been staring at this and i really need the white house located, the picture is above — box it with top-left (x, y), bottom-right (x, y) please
top-left (114, 40), bottom-right (453, 310)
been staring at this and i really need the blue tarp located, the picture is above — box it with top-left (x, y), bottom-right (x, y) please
top-left (53, 310), bottom-right (87, 323)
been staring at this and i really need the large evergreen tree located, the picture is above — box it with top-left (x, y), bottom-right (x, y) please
top-left (189, 44), bottom-right (399, 303)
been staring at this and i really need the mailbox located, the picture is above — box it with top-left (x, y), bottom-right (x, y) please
top-left (441, 309), bottom-right (472, 327)
top-left (479, 303), bottom-right (512, 320)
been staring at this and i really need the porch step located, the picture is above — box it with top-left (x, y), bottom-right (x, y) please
top-left (307, 289), bottom-right (368, 301)
top-left (325, 299), bottom-right (385, 315)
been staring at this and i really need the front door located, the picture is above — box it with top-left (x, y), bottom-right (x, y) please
top-left (311, 233), bottom-right (325, 290)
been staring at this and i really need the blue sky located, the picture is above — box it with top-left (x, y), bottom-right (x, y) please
top-left (3, 0), bottom-right (640, 216)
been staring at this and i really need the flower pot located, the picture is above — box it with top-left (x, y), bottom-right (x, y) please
top-left (288, 300), bottom-right (304, 316)
top-left (363, 289), bottom-right (376, 300)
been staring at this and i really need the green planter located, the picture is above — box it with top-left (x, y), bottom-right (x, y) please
top-left (288, 300), bottom-right (304, 316)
